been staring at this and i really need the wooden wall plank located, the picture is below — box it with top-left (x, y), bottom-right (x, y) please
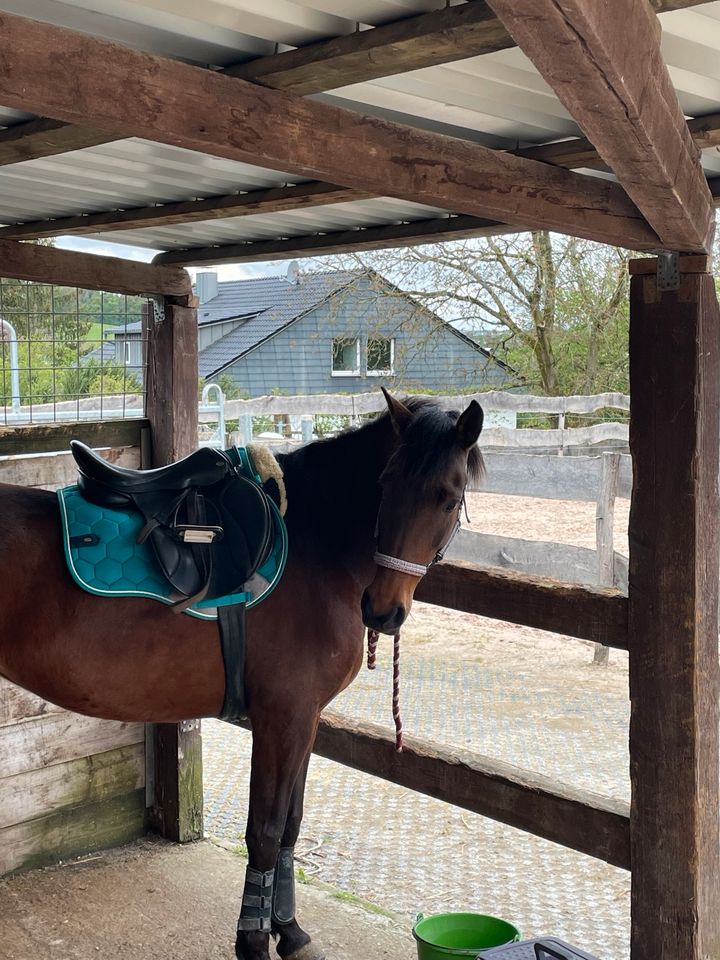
top-left (0, 420), bottom-right (146, 456)
top-left (628, 269), bottom-right (720, 959)
top-left (0, 678), bottom-right (64, 728)
top-left (0, 238), bottom-right (191, 298)
top-left (0, 744), bottom-right (144, 831)
top-left (0, 790), bottom-right (145, 877)
top-left (486, 0), bottom-right (714, 251)
top-left (415, 561), bottom-right (629, 649)
top-left (313, 712), bottom-right (630, 869)
top-left (0, 713), bottom-right (144, 781)
top-left (0, 446), bottom-right (139, 489)
top-left (0, 11), bottom-right (660, 251)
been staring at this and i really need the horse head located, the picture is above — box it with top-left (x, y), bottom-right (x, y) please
top-left (361, 389), bottom-right (484, 635)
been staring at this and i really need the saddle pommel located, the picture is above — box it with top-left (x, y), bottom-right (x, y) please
top-left (70, 440), bottom-right (230, 497)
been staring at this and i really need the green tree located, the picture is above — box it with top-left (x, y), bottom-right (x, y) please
top-left (351, 231), bottom-right (631, 396)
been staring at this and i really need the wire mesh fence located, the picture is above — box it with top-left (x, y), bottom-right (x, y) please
top-left (0, 279), bottom-right (149, 426)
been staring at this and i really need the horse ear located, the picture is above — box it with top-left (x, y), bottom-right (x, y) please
top-left (456, 400), bottom-right (484, 450)
top-left (381, 387), bottom-right (414, 435)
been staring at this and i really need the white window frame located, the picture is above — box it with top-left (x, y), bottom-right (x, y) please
top-left (366, 337), bottom-right (395, 377)
top-left (123, 341), bottom-right (132, 365)
top-left (331, 337), bottom-right (361, 377)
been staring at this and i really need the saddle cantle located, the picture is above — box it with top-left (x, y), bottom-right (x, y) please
top-left (70, 441), bottom-right (275, 610)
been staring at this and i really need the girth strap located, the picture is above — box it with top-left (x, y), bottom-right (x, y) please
top-left (218, 603), bottom-right (247, 724)
top-left (237, 865), bottom-right (275, 933)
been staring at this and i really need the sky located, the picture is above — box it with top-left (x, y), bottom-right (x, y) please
top-left (56, 235), bottom-right (294, 282)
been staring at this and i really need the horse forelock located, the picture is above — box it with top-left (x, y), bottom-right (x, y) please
top-left (383, 396), bottom-right (485, 488)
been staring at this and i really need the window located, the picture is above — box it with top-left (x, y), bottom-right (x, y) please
top-left (367, 337), bottom-right (394, 376)
top-left (124, 341), bottom-right (132, 365)
top-left (331, 337), bottom-right (360, 376)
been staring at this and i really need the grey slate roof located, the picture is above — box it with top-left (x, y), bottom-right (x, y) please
top-left (198, 271), bottom-right (360, 378)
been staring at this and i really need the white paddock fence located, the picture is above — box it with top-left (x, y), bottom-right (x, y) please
top-left (214, 391), bottom-right (631, 598)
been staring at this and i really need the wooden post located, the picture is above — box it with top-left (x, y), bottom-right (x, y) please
top-left (628, 263), bottom-right (720, 959)
top-left (142, 298), bottom-right (204, 843)
top-left (592, 452), bottom-right (619, 666)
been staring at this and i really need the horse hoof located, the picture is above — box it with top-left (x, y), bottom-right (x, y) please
top-left (282, 943), bottom-right (326, 960)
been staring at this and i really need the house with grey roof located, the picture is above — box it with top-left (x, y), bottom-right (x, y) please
top-left (112, 266), bottom-right (515, 397)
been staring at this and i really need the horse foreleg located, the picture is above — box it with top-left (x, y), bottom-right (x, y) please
top-left (235, 713), bottom-right (318, 960)
top-left (272, 754), bottom-right (324, 960)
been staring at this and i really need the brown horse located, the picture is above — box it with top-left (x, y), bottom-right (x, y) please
top-left (0, 391), bottom-right (483, 960)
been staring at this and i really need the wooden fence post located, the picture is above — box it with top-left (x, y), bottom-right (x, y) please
top-left (628, 264), bottom-right (720, 959)
top-left (142, 297), bottom-right (204, 843)
top-left (592, 452), bottom-right (620, 665)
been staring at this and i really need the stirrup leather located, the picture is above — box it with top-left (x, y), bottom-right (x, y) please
top-left (237, 865), bottom-right (275, 933)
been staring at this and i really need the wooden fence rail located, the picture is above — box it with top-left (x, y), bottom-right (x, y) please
top-left (219, 390), bottom-right (630, 418)
top-left (314, 712), bottom-right (631, 869)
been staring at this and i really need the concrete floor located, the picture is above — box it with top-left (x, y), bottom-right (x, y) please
top-left (0, 838), bottom-right (416, 960)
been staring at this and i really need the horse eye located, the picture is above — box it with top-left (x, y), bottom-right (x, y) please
top-left (444, 500), bottom-right (458, 513)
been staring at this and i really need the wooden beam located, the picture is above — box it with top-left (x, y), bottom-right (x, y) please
top-left (313, 712), bottom-right (630, 869)
top-left (0, 117), bottom-right (115, 167)
top-left (24, 125), bottom-right (718, 252)
top-left (226, 1), bottom-right (514, 95)
top-left (152, 215), bottom-right (512, 266)
top-left (0, 239), bottom-right (192, 299)
top-left (415, 561), bottom-right (629, 649)
top-left (143, 299), bottom-right (203, 843)
top-left (0, 0), bottom-right (713, 166)
top-left (628, 263), bottom-right (720, 959)
top-left (0, 182), bottom-right (369, 241)
top-left (486, 0), bottom-right (714, 252)
top-left (0, 11), bottom-right (660, 251)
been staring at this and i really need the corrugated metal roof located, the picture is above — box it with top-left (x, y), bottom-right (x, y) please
top-left (1, 0), bottom-right (719, 255)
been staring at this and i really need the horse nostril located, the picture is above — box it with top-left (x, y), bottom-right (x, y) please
top-left (361, 590), bottom-right (373, 624)
top-left (391, 605), bottom-right (406, 630)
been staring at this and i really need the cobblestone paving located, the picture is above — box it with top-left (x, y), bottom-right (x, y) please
top-left (204, 647), bottom-right (630, 960)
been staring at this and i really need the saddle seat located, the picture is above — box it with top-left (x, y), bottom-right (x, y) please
top-left (70, 440), bottom-right (274, 609)
top-left (71, 440), bottom-right (229, 501)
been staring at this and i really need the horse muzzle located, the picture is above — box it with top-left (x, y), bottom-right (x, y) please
top-left (361, 589), bottom-right (407, 634)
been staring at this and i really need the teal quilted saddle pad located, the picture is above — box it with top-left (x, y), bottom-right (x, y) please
top-left (57, 449), bottom-right (288, 621)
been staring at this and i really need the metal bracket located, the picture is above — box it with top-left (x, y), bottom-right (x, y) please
top-left (149, 296), bottom-right (165, 325)
top-left (180, 719), bottom-right (200, 734)
top-left (656, 251), bottom-right (680, 291)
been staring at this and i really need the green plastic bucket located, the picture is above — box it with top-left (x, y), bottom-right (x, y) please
top-left (412, 912), bottom-right (521, 960)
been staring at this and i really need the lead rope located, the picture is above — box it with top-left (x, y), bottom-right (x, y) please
top-left (367, 628), bottom-right (403, 752)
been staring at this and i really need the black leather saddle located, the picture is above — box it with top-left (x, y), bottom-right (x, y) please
top-left (71, 440), bottom-right (274, 610)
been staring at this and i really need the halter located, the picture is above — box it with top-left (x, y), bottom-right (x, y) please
top-left (372, 491), bottom-right (467, 578)
top-left (368, 489), bottom-right (468, 752)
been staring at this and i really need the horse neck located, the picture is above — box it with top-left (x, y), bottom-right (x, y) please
top-left (279, 416), bottom-right (395, 574)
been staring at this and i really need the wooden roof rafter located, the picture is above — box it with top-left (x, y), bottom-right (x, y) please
top-left (0, 119), bottom-right (720, 251)
top-left (0, 0), bottom-right (714, 167)
top-left (154, 176), bottom-right (720, 267)
top-left (485, 0), bottom-right (715, 252)
top-left (0, 11), bottom-right (665, 252)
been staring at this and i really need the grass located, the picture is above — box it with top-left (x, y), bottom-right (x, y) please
top-left (215, 834), bottom-right (398, 922)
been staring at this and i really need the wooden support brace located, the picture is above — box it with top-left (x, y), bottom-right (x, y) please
top-left (628, 261), bottom-right (720, 959)
top-left (143, 300), bottom-right (203, 843)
